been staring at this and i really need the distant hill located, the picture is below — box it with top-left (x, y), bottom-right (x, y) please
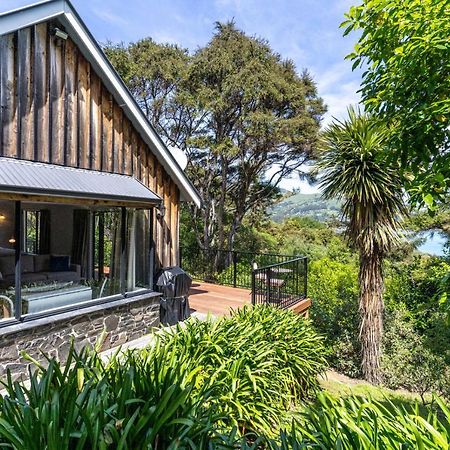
top-left (268, 192), bottom-right (341, 223)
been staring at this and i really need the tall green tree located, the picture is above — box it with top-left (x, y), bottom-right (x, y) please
top-left (319, 107), bottom-right (406, 383)
top-left (342, 0), bottom-right (450, 209)
top-left (105, 23), bottom-right (325, 251)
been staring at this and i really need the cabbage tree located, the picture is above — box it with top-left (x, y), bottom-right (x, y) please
top-left (319, 107), bottom-right (406, 383)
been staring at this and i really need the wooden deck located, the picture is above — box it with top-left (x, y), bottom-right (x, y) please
top-left (189, 282), bottom-right (251, 316)
top-left (188, 282), bottom-right (311, 317)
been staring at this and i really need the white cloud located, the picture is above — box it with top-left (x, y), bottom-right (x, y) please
top-left (91, 7), bottom-right (128, 27)
top-left (279, 177), bottom-right (320, 194)
top-left (314, 61), bottom-right (350, 92)
top-left (321, 81), bottom-right (361, 126)
top-left (311, 61), bottom-right (361, 126)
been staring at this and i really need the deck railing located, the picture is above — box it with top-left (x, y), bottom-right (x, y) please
top-left (180, 247), bottom-right (307, 308)
top-left (180, 247), bottom-right (298, 289)
top-left (251, 257), bottom-right (307, 309)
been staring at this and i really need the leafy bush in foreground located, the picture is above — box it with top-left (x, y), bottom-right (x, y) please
top-left (268, 393), bottom-right (450, 450)
top-left (1, 306), bottom-right (448, 449)
top-left (0, 344), bottom-right (217, 449)
top-left (0, 306), bottom-right (326, 448)
top-left (154, 305), bottom-right (327, 435)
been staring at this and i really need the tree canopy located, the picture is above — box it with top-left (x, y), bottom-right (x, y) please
top-left (343, 0), bottom-right (450, 209)
top-left (105, 22), bottom-right (325, 250)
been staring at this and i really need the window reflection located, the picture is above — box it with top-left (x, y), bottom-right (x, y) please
top-left (127, 209), bottom-right (151, 293)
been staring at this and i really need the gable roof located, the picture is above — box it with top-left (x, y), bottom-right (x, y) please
top-left (0, 0), bottom-right (201, 208)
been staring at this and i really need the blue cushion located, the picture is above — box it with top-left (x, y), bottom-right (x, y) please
top-left (50, 255), bottom-right (71, 272)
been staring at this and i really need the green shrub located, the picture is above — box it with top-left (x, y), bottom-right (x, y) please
top-left (382, 307), bottom-right (450, 402)
top-left (221, 393), bottom-right (450, 449)
top-left (0, 345), bottom-right (217, 449)
top-left (155, 305), bottom-right (327, 435)
top-left (308, 254), bottom-right (450, 386)
top-left (308, 257), bottom-right (360, 377)
top-left (266, 393), bottom-right (450, 449)
top-left (0, 314), bottom-right (449, 449)
top-left (0, 306), bottom-right (326, 447)
top-left (385, 256), bottom-right (450, 332)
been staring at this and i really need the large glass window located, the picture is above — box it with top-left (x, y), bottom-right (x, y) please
top-left (21, 203), bottom-right (93, 316)
top-left (23, 209), bottom-right (51, 255)
top-left (0, 199), bottom-right (154, 322)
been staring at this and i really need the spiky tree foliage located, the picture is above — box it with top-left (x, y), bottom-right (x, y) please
top-left (319, 107), bottom-right (406, 383)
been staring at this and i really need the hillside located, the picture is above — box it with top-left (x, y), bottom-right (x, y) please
top-left (269, 192), bottom-right (341, 222)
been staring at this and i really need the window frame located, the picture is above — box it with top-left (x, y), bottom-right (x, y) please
top-left (0, 201), bottom-right (156, 328)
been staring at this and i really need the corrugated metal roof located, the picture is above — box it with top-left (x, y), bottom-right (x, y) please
top-left (0, 158), bottom-right (161, 206)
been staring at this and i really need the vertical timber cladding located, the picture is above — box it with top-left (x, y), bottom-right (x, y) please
top-left (0, 33), bottom-right (17, 158)
top-left (0, 22), bottom-right (180, 267)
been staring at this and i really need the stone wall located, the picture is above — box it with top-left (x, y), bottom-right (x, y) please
top-left (0, 293), bottom-right (160, 379)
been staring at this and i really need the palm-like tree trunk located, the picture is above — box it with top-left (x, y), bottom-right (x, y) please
top-left (358, 252), bottom-right (384, 384)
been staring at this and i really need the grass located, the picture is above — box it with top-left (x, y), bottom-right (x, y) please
top-left (320, 370), bottom-right (435, 416)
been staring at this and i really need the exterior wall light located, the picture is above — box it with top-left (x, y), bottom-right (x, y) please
top-left (51, 27), bottom-right (68, 40)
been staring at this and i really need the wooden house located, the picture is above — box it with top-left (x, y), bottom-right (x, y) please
top-left (0, 0), bottom-right (200, 374)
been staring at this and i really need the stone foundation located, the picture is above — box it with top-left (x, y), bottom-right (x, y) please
top-left (0, 293), bottom-right (160, 379)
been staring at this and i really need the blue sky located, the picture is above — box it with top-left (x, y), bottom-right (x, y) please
top-left (1, 0), bottom-right (361, 192)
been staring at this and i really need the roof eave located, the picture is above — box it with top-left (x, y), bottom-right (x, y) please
top-left (0, 0), bottom-right (65, 35)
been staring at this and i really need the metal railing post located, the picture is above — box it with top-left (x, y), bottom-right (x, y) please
top-left (181, 246), bottom-right (307, 296)
top-left (251, 269), bottom-right (256, 305)
top-left (232, 251), bottom-right (237, 288)
top-left (304, 257), bottom-right (308, 298)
